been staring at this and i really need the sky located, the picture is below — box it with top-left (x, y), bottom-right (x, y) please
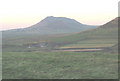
top-left (0, 0), bottom-right (119, 30)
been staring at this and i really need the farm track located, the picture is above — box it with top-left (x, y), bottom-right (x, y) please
top-left (53, 48), bottom-right (102, 52)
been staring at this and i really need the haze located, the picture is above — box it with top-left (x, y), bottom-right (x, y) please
top-left (0, 0), bottom-right (119, 30)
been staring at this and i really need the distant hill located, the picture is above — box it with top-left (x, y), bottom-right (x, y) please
top-left (50, 17), bottom-right (118, 49)
top-left (2, 16), bottom-right (97, 35)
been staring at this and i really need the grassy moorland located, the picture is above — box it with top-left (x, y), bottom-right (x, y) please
top-left (2, 51), bottom-right (118, 79)
top-left (2, 17), bottom-right (118, 79)
top-left (2, 25), bottom-right (118, 52)
top-left (2, 17), bottom-right (118, 52)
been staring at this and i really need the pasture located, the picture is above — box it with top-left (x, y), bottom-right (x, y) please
top-left (2, 51), bottom-right (118, 79)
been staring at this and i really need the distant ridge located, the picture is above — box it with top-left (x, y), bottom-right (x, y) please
top-left (3, 16), bottom-right (97, 35)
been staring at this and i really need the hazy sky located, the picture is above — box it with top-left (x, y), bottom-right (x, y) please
top-left (0, 0), bottom-right (119, 30)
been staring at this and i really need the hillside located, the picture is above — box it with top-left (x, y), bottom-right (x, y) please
top-left (49, 17), bottom-right (118, 50)
top-left (2, 16), bottom-right (96, 35)
top-left (2, 17), bottom-right (118, 52)
top-left (2, 16), bottom-right (97, 47)
top-left (2, 17), bottom-right (118, 79)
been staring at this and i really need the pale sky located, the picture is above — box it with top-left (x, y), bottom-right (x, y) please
top-left (0, 0), bottom-right (119, 30)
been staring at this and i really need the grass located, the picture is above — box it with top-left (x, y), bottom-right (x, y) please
top-left (2, 18), bottom-right (118, 79)
top-left (2, 51), bottom-right (118, 79)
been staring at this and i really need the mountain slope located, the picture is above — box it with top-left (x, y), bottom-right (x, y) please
top-left (27, 16), bottom-right (96, 32)
top-left (49, 17), bottom-right (118, 49)
top-left (2, 17), bottom-right (118, 52)
top-left (2, 16), bottom-right (97, 35)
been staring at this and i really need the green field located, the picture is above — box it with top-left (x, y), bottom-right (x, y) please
top-left (2, 51), bottom-right (118, 79)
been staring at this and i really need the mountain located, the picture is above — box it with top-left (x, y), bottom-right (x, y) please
top-left (2, 16), bottom-right (97, 35)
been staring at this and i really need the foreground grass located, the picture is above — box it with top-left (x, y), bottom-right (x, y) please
top-left (2, 51), bottom-right (118, 79)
